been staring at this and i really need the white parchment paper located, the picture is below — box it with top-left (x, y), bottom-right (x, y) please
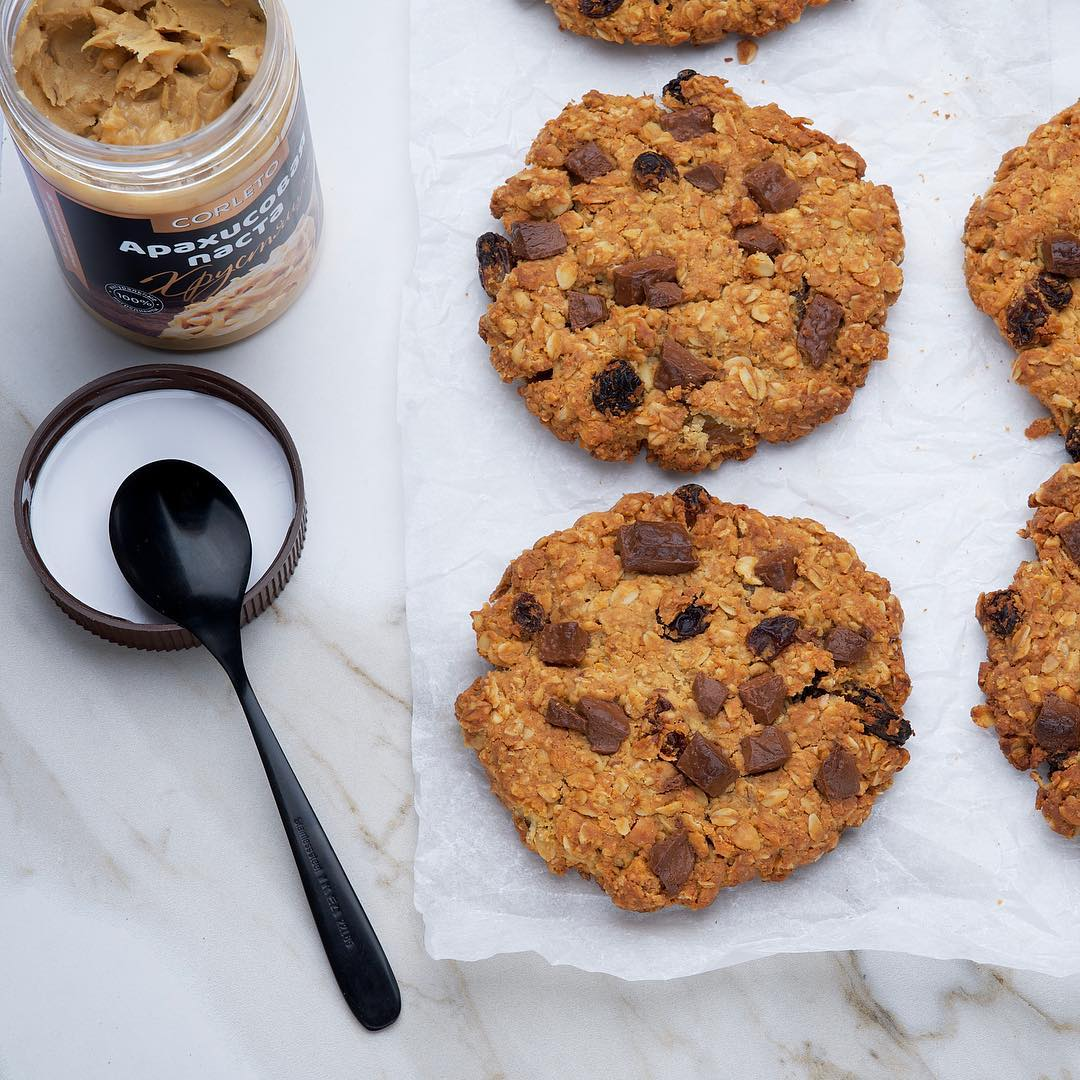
top-left (401, 0), bottom-right (1080, 979)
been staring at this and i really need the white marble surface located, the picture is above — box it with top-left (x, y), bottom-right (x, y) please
top-left (1, 2), bottom-right (1080, 1077)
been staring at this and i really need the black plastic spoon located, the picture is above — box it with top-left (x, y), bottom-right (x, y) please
top-left (109, 459), bottom-right (401, 1031)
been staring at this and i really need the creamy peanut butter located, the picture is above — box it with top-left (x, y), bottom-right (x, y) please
top-left (13, 0), bottom-right (265, 145)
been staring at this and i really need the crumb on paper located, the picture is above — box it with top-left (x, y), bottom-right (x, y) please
top-left (736, 39), bottom-right (758, 64)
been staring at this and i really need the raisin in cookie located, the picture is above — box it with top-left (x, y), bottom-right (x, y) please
top-left (476, 73), bottom-right (904, 473)
top-left (456, 487), bottom-right (912, 912)
top-left (545, 0), bottom-right (830, 46)
top-left (965, 103), bottom-right (1080, 447)
top-left (973, 463), bottom-right (1080, 837)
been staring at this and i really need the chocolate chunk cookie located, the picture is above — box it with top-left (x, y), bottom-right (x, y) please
top-left (477, 75), bottom-right (904, 472)
top-left (964, 102), bottom-right (1080, 444)
top-left (456, 489), bottom-right (912, 912)
top-left (974, 463), bottom-right (1080, 838)
top-left (544, 0), bottom-right (831, 46)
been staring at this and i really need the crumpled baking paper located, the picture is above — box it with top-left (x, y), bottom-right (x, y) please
top-left (400, 0), bottom-right (1080, 979)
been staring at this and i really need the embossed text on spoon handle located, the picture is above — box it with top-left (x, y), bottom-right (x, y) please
top-left (236, 679), bottom-right (401, 1031)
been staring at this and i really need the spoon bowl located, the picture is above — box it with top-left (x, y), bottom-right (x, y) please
top-left (110, 460), bottom-right (252, 629)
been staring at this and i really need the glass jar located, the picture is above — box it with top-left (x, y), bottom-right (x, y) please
top-left (0, 0), bottom-right (322, 350)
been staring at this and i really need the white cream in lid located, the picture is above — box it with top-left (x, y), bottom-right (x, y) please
top-left (29, 388), bottom-right (296, 624)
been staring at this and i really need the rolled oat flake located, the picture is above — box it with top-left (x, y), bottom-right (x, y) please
top-left (0, 0), bottom-right (323, 349)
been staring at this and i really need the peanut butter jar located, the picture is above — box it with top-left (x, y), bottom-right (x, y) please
top-left (0, 0), bottom-right (323, 350)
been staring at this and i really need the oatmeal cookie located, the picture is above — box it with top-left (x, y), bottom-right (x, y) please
top-left (476, 74), bottom-right (904, 473)
top-left (456, 488), bottom-right (912, 912)
top-left (964, 103), bottom-right (1080, 448)
top-left (544, 0), bottom-right (830, 47)
top-left (974, 463), bottom-right (1080, 837)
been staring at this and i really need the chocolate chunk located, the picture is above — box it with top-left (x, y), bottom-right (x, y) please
top-left (1042, 234), bottom-right (1080, 278)
top-left (536, 621), bottom-right (589, 666)
top-left (684, 162), bottom-right (726, 192)
top-left (660, 105), bottom-right (714, 142)
top-left (1005, 283), bottom-right (1051, 349)
top-left (797, 294), bottom-right (845, 368)
top-left (739, 673), bottom-right (786, 725)
top-left (658, 601), bottom-right (711, 641)
top-left (825, 627), bottom-right (869, 665)
top-left (844, 686), bottom-right (912, 746)
top-left (1034, 694), bottom-right (1080, 754)
top-left (674, 483), bottom-right (710, 528)
top-left (662, 68), bottom-right (698, 104)
top-left (617, 521), bottom-right (698, 575)
top-left (815, 746), bottom-right (861, 801)
top-left (510, 221), bottom-right (567, 262)
top-left (658, 728), bottom-right (689, 762)
top-left (648, 830), bottom-right (695, 895)
top-left (565, 142), bottom-right (615, 183)
top-left (579, 0), bottom-right (624, 14)
top-left (592, 359), bottom-right (644, 416)
top-left (1060, 521), bottom-right (1080, 565)
top-left (632, 152), bottom-right (679, 191)
top-left (548, 691), bottom-right (630, 751)
top-left (755, 548), bottom-right (797, 592)
top-left (1068, 425), bottom-right (1080, 462)
top-left (1037, 272), bottom-right (1073, 311)
top-left (740, 727), bottom-right (792, 775)
top-left (612, 255), bottom-right (677, 306)
top-left (477, 232), bottom-right (515, 298)
top-left (676, 733), bottom-right (737, 796)
top-left (546, 698), bottom-right (586, 733)
top-left (511, 592), bottom-right (546, 637)
top-left (734, 224), bottom-right (784, 257)
top-left (693, 673), bottom-right (729, 718)
top-left (978, 589), bottom-right (1022, 637)
top-left (746, 615), bottom-right (801, 661)
top-left (577, 698), bottom-right (631, 755)
top-left (646, 281), bottom-right (684, 309)
top-left (744, 162), bottom-right (801, 213)
top-left (654, 337), bottom-right (714, 392)
top-left (567, 290), bottom-right (607, 330)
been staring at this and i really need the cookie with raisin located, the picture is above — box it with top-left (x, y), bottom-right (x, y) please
top-left (476, 74), bottom-right (904, 472)
top-left (456, 488), bottom-right (912, 912)
top-left (964, 102), bottom-right (1080, 447)
top-left (974, 463), bottom-right (1080, 837)
top-left (545, 0), bottom-right (831, 47)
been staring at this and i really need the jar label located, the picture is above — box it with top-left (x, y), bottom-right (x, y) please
top-left (20, 91), bottom-right (322, 345)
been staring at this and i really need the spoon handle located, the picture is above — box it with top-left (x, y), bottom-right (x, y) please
top-left (236, 680), bottom-right (401, 1031)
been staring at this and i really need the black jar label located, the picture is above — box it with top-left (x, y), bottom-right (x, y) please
top-left (20, 91), bottom-right (321, 345)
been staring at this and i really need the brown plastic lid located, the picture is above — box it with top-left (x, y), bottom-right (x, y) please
top-left (14, 364), bottom-right (307, 651)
